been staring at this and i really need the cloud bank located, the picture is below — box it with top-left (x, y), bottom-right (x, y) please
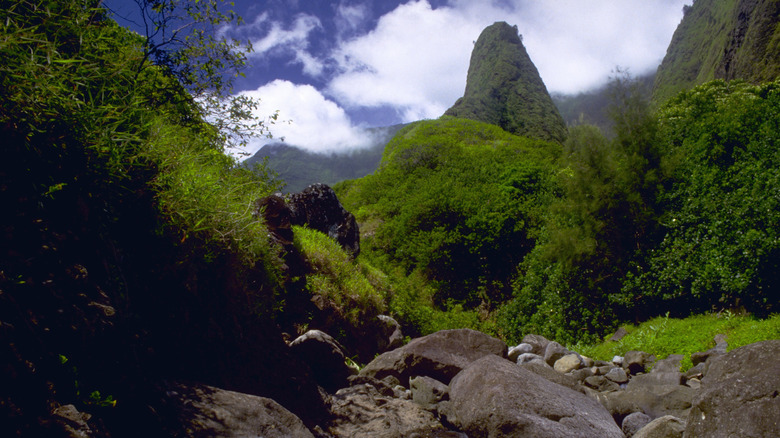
top-left (227, 0), bottom-right (689, 156)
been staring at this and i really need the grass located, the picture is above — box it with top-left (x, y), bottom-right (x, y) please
top-left (293, 225), bottom-right (388, 330)
top-left (574, 312), bottom-right (780, 371)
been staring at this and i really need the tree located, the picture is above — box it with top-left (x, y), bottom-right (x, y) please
top-left (106, 0), bottom-right (273, 151)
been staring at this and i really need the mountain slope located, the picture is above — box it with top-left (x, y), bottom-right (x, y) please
top-left (244, 125), bottom-right (404, 193)
top-left (653, 0), bottom-right (780, 104)
top-left (444, 21), bottom-right (566, 143)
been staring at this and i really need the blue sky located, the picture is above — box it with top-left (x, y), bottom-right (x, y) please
top-left (105, 0), bottom-right (690, 156)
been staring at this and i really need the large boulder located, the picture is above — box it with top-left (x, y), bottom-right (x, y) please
top-left (444, 355), bottom-right (623, 437)
top-left (634, 415), bottom-right (685, 438)
top-left (684, 340), bottom-right (780, 437)
top-left (327, 381), bottom-right (446, 437)
top-left (289, 330), bottom-right (353, 392)
top-left (161, 383), bottom-right (314, 437)
top-left (358, 329), bottom-right (507, 386)
top-left (286, 183), bottom-right (360, 257)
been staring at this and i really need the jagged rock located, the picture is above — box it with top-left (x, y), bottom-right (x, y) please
top-left (653, 354), bottom-right (683, 373)
top-left (522, 334), bottom-right (551, 356)
top-left (409, 376), bottom-right (449, 411)
top-left (633, 415), bottom-right (685, 438)
top-left (289, 330), bottom-right (353, 392)
top-left (358, 329), bottom-right (507, 386)
top-left (612, 355), bottom-right (624, 366)
top-left (376, 315), bottom-right (404, 353)
top-left (507, 343), bottom-right (533, 362)
top-left (690, 337), bottom-right (728, 367)
top-left (571, 367), bottom-right (594, 382)
top-left (516, 352), bottom-right (547, 366)
top-left (684, 362), bottom-right (705, 380)
top-left (623, 350), bottom-right (653, 375)
top-left (47, 404), bottom-right (95, 438)
top-left (599, 384), bottom-right (695, 424)
top-left (255, 194), bottom-right (306, 278)
top-left (685, 339), bottom-right (780, 437)
top-left (554, 353), bottom-right (583, 374)
top-left (543, 341), bottom-right (569, 366)
top-left (287, 183), bottom-right (360, 257)
top-left (622, 411), bottom-right (652, 438)
top-left (627, 371), bottom-right (685, 389)
top-left (584, 375), bottom-right (621, 393)
top-left (327, 382), bottom-right (446, 437)
top-left (521, 362), bottom-right (583, 393)
top-left (597, 364), bottom-right (615, 375)
top-left (609, 327), bottom-right (629, 342)
top-left (444, 355), bottom-right (623, 437)
top-left (162, 383), bottom-right (314, 438)
top-left (605, 367), bottom-right (629, 384)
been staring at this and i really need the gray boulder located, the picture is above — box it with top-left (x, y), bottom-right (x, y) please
top-left (445, 355), bottom-right (623, 437)
top-left (554, 353), bottom-right (583, 373)
top-left (622, 411), bottom-right (652, 437)
top-left (522, 334), bottom-right (551, 355)
top-left (507, 343), bottom-right (533, 362)
top-left (163, 383), bottom-right (314, 438)
top-left (634, 415), bottom-right (685, 438)
top-left (289, 330), bottom-right (352, 392)
top-left (516, 352), bottom-right (547, 366)
top-left (543, 341), bottom-right (570, 366)
top-left (605, 367), bottom-right (629, 384)
top-left (377, 314), bottom-right (404, 353)
top-left (521, 361), bottom-right (584, 393)
top-left (624, 350), bottom-right (653, 375)
top-left (409, 375), bottom-right (449, 411)
top-left (653, 354), bottom-right (683, 373)
top-left (684, 339), bottom-right (780, 437)
top-left (584, 375), bottom-right (621, 393)
top-left (327, 382), bottom-right (446, 437)
top-left (359, 329), bottom-right (507, 386)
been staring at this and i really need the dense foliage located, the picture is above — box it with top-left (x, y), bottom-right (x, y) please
top-left (335, 117), bottom-right (560, 334)
top-left (653, 0), bottom-right (780, 104)
top-left (0, 1), bottom-right (302, 433)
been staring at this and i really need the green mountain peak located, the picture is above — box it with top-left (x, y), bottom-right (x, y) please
top-left (444, 21), bottom-right (567, 143)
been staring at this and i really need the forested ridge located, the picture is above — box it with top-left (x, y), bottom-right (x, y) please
top-left (1, 0), bottom-right (779, 435)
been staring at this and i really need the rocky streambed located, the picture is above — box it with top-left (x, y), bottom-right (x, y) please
top-left (50, 327), bottom-right (779, 437)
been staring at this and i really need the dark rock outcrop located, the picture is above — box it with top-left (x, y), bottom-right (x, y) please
top-left (287, 183), bottom-right (360, 257)
top-left (289, 330), bottom-right (354, 393)
top-left (160, 383), bottom-right (315, 438)
top-left (444, 22), bottom-right (567, 143)
top-left (444, 355), bottom-right (623, 437)
top-left (684, 339), bottom-right (780, 437)
top-left (358, 329), bottom-right (507, 386)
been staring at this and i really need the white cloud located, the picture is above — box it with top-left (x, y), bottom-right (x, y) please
top-left (231, 80), bottom-right (377, 157)
top-left (325, 0), bottom-right (689, 121)
top-left (335, 2), bottom-right (371, 37)
top-left (246, 13), bottom-right (325, 76)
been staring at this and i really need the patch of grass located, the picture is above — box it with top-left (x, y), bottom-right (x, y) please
top-left (293, 225), bottom-right (387, 331)
top-left (575, 313), bottom-right (780, 371)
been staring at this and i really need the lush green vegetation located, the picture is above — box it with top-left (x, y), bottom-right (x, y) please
top-left (336, 117), bottom-right (560, 337)
top-left (339, 75), bottom-right (780, 346)
top-left (653, 0), bottom-right (780, 104)
top-left (444, 22), bottom-right (567, 143)
top-left (577, 313), bottom-right (780, 372)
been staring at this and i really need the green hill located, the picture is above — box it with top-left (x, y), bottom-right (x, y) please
top-left (653, 0), bottom-right (780, 104)
top-left (243, 124), bottom-right (404, 193)
top-left (444, 22), bottom-right (567, 143)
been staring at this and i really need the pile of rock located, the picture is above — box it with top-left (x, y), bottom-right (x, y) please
top-left (105, 328), bottom-right (778, 437)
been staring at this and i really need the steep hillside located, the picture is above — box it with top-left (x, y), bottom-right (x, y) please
top-left (444, 22), bottom-right (567, 143)
top-left (335, 118), bottom-right (560, 334)
top-left (244, 125), bottom-right (404, 193)
top-left (553, 72), bottom-right (654, 135)
top-left (653, 0), bottom-right (780, 103)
